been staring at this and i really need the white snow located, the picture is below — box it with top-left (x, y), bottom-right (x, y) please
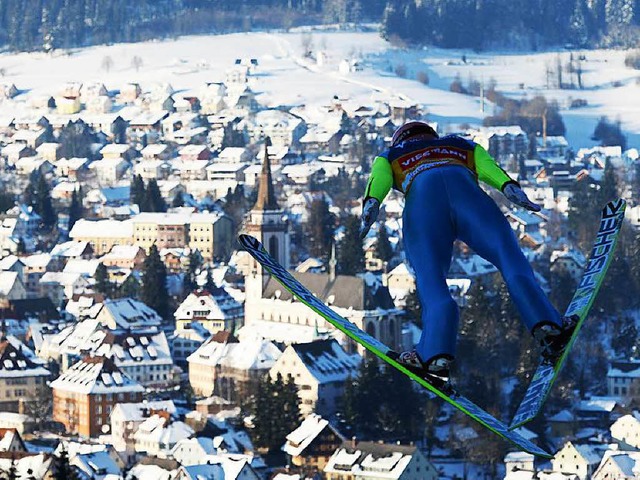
top-left (0, 30), bottom-right (637, 148)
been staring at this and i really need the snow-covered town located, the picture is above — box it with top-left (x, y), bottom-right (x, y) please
top-left (0, 20), bottom-right (639, 480)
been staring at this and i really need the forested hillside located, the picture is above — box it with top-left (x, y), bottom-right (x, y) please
top-left (0, 0), bottom-right (637, 52)
top-left (381, 0), bottom-right (640, 49)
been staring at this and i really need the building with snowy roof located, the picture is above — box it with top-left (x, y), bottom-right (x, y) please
top-left (133, 412), bottom-right (194, 459)
top-left (187, 331), bottom-right (281, 399)
top-left (551, 442), bottom-right (603, 480)
top-left (269, 339), bottom-right (360, 417)
top-left (175, 289), bottom-right (243, 336)
top-left (69, 219), bottom-right (135, 255)
top-left (610, 412), bottom-right (640, 449)
top-left (70, 449), bottom-right (123, 479)
top-left (591, 450), bottom-right (640, 480)
top-left (51, 356), bottom-right (144, 437)
top-left (471, 126), bottom-right (529, 161)
top-left (0, 336), bottom-right (50, 413)
top-left (607, 360), bottom-right (640, 399)
top-left (94, 297), bottom-right (163, 330)
top-left (0, 453), bottom-right (53, 479)
top-left (100, 245), bottom-right (146, 269)
top-left (324, 440), bottom-right (438, 480)
top-left (283, 414), bottom-right (345, 471)
top-left (110, 399), bottom-right (176, 456)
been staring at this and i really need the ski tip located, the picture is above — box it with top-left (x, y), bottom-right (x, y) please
top-left (604, 198), bottom-right (626, 217)
top-left (237, 234), bottom-right (260, 250)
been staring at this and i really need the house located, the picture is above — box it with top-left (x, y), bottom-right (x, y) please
top-left (607, 360), bottom-right (640, 399)
top-left (324, 440), bottom-right (438, 480)
top-left (94, 297), bottom-right (163, 330)
top-left (174, 455), bottom-right (261, 480)
top-left (174, 289), bottom-right (243, 335)
top-left (100, 245), bottom-right (146, 269)
top-left (133, 412), bottom-right (194, 458)
top-left (36, 142), bottom-right (62, 162)
top-left (0, 83), bottom-right (18, 99)
top-left (611, 413), bottom-right (640, 449)
top-left (250, 109), bottom-right (306, 147)
top-left (55, 157), bottom-right (91, 180)
top-left (0, 453), bottom-right (53, 479)
top-left (109, 399), bottom-right (176, 456)
top-left (134, 159), bottom-right (170, 180)
top-left (69, 218), bottom-right (135, 255)
top-left (170, 322), bottom-right (210, 367)
top-left (550, 248), bottom-right (587, 283)
top-left (0, 428), bottom-right (27, 453)
top-left (269, 340), bottom-right (360, 417)
top-left (283, 414), bottom-right (345, 471)
top-left (0, 271), bottom-right (27, 301)
top-left (592, 451), bottom-right (640, 480)
top-left (70, 449), bottom-right (123, 479)
top-left (120, 83), bottom-right (142, 102)
top-left (0, 336), bottom-right (50, 413)
top-left (551, 442), bottom-right (603, 480)
top-left (89, 157), bottom-right (130, 184)
top-left (179, 144), bottom-right (211, 162)
top-left (2, 143), bottom-right (30, 165)
top-left (472, 126), bottom-right (529, 161)
top-left (187, 332), bottom-right (281, 399)
top-left (38, 272), bottom-right (90, 305)
top-left (141, 143), bottom-right (171, 161)
top-left (51, 356), bottom-right (144, 437)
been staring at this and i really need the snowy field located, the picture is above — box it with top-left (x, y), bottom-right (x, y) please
top-left (0, 27), bottom-right (638, 148)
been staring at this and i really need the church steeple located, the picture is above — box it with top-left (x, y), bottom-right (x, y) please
top-left (254, 137), bottom-right (279, 211)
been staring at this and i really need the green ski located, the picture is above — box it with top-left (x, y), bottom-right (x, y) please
top-left (239, 233), bottom-right (552, 458)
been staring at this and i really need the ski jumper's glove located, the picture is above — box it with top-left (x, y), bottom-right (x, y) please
top-left (359, 197), bottom-right (380, 239)
top-left (503, 183), bottom-right (541, 212)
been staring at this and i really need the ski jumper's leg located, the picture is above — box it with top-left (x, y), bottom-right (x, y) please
top-left (449, 167), bottom-right (561, 331)
top-left (403, 170), bottom-right (459, 362)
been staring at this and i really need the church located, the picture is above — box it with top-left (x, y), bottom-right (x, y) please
top-left (242, 140), bottom-right (403, 353)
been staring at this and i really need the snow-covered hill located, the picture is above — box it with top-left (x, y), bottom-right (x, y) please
top-left (0, 27), bottom-right (637, 148)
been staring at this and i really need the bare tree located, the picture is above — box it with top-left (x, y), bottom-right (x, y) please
top-left (101, 55), bottom-right (114, 73)
top-left (23, 384), bottom-right (53, 427)
top-left (300, 33), bottom-right (314, 58)
top-left (131, 55), bottom-right (143, 72)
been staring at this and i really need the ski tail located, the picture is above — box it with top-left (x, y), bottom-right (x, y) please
top-left (509, 198), bottom-right (626, 430)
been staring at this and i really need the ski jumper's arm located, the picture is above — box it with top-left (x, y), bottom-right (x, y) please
top-left (474, 144), bottom-right (519, 191)
top-left (364, 155), bottom-right (394, 203)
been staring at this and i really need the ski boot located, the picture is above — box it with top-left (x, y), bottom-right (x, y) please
top-left (532, 315), bottom-right (579, 364)
top-left (389, 350), bottom-right (455, 394)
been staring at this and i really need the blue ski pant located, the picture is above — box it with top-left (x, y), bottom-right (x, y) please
top-left (402, 165), bottom-right (560, 363)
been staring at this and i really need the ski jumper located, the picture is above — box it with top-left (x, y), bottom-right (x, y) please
top-left (364, 135), bottom-right (561, 363)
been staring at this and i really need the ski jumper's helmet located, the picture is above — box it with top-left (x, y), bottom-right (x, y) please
top-left (391, 121), bottom-right (438, 146)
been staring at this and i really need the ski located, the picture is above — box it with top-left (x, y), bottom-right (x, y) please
top-left (239, 233), bottom-right (552, 458)
top-left (510, 198), bottom-right (627, 430)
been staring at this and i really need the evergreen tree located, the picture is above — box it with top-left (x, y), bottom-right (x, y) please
top-left (141, 244), bottom-right (169, 319)
top-left (141, 179), bottom-right (167, 212)
top-left (307, 198), bottom-right (335, 259)
top-left (171, 190), bottom-right (184, 207)
top-left (52, 447), bottom-right (78, 480)
top-left (68, 187), bottom-right (83, 233)
top-left (597, 158), bottom-right (619, 205)
top-left (569, 0), bottom-right (590, 47)
top-left (375, 226), bottom-right (393, 263)
top-left (204, 268), bottom-right (215, 292)
top-left (94, 263), bottom-right (112, 297)
top-left (58, 120), bottom-right (95, 159)
top-left (338, 215), bottom-right (364, 275)
top-left (0, 192), bottom-right (15, 213)
top-left (32, 173), bottom-right (56, 229)
top-left (131, 174), bottom-right (145, 207)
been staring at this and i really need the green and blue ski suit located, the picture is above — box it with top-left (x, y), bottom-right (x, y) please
top-left (365, 135), bottom-right (561, 363)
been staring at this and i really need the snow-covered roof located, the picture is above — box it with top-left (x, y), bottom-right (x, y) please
top-left (50, 240), bottom-right (91, 258)
top-left (50, 356), bottom-right (144, 394)
top-left (174, 288), bottom-right (242, 322)
top-left (188, 333), bottom-right (281, 371)
top-left (112, 400), bottom-right (176, 422)
top-left (0, 337), bottom-right (50, 379)
top-left (98, 298), bottom-right (163, 329)
top-left (325, 441), bottom-right (419, 479)
top-left (288, 340), bottom-right (361, 385)
top-left (70, 219), bottom-right (134, 238)
top-left (101, 245), bottom-right (144, 261)
top-left (133, 414), bottom-right (194, 447)
top-left (284, 413), bottom-right (343, 457)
